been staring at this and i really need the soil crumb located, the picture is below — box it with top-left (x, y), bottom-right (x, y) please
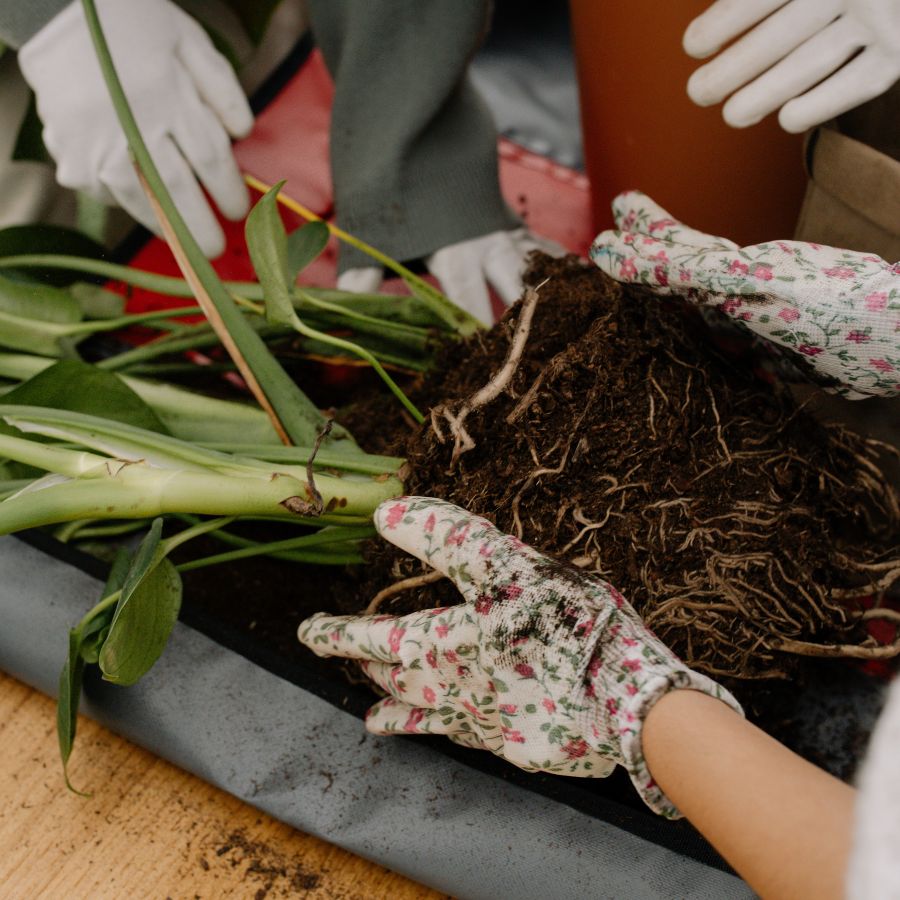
top-left (207, 828), bottom-right (321, 896)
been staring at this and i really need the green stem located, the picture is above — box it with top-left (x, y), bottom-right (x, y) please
top-left (0, 255), bottom-right (196, 294)
top-left (175, 522), bottom-right (373, 571)
top-left (290, 292), bottom-right (424, 423)
top-left (65, 305), bottom-right (202, 334)
top-left (0, 406), bottom-right (397, 479)
top-left (292, 292), bottom-right (431, 344)
top-left (56, 518), bottom-right (152, 542)
top-left (0, 460), bottom-right (400, 534)
top-left (0, 431), bottom-right (108, 477)
top-left (160, 514), bottom-right (236, 555)
top-left (81, 0), bottom-right (335, 448)
top-left (95, 321), bottom-right (239, 371)
top-left (245, 174), bottom-right (483, 337)
top-left (122, 362), bottom-right (236, 377)
top-left (199, 443), bottom-right (403, 474)
top-left (0, 354), bottom-right (282, 446)
top-left (0, 255), bottom-right (455, 332)
top-left (0, 478), bottom-right (36, 500)
top-left (74, 515), bottom-right (234, 632)
top-left (78, 587), bottom-right (122, 631)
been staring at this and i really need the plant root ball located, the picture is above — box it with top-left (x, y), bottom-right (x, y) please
top-left (365, 254), bottom-right (900, 684)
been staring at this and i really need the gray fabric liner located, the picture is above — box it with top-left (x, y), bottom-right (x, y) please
top-left (0, 536), bottom-right (751, 898)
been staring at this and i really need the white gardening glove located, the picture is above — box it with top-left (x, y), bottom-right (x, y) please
top-left (19, 0), bottom-right (254, 257)
top-left (299, 497), bottom-right (742, 818)
top-left (337, 228), bottom-right (563, 325)
top-left (590, 191), bottom-right (900, 398)
top-left (684, 0), bottom-right (900, 131)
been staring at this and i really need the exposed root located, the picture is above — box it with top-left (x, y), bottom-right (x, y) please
top-left (431, 282), bottom-right (544, 469)
top-left (773, 635), bottom-right (900, 660)
top-left (365, 568), bottom-right (445, 615)
top-left (863, 607), bottom-right (900, 625)
top-left (831, 570), bottom-right (900, 599)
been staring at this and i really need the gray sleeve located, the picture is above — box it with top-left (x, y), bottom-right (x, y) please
top-left (306, 0), bottom-right (520, 272)
top-left (0, 0), bottom-right (71, 48)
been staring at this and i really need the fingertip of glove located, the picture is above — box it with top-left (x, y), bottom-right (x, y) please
top-left (225, 103), bottom-right (254, 140)
top-left (199, 227), bottom-right (226, 260)
top-left (777, 103), bottom-right (810, 134)
top-left (589, 232), bottom-right (623, 267)
top-left (682, 21), bottom-right (719, 60)
top-left (372, 495), bottom-right (423, 535)
top-left (722, 97), bottom-right (760, 129)
top-left (296, 612), bottom-right (330, 652)
top-left (686, 68), bottom-right (719, 107)
top-left (219, 181), bottom-right (251, 222)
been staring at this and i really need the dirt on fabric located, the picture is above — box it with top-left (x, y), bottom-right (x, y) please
top-left (180, 252), bottom-right (899, 760)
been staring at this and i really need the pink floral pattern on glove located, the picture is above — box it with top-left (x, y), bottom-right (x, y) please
top-left (590, 191), bottom-right (900, 398)
top-left (298, 497), bottom-right (743, 818)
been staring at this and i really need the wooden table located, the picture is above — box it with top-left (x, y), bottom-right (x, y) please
top-left (0, 672), bottom-right (445, 899)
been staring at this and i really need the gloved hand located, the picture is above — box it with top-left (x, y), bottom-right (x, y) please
top-left (298, 496), bottom-right (742, 817)
top-left (19, 0), bottom-right (254, 258)
top-left (337, 228), bottom-right (562, 325)
top-left (684, 0), bottom-right (900, 131)
top-left (591, 191), bottom-right (900, 398)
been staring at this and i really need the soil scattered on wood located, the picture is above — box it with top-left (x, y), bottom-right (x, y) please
top-left (206, 828), bottom-right (321, 897)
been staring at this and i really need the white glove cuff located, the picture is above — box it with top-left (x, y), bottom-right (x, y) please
top-left (620, 671), bottom-right (744, 818)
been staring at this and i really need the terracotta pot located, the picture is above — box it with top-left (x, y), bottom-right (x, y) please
top-left (570, 0), bottom-right (807, 245)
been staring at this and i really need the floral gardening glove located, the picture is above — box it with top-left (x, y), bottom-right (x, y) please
top-left (590, 191), bottom-right (900, 399)
top-left (298, 497), bottom-right (742, 818)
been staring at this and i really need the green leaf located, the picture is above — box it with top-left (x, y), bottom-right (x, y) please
top-left (56, 547), bottom-right (130, 791)
top-left (246, 181), bottom-right (295, 327)
top-left (99, 520), bottom-right (183, 686)
top-left (0, 274), bottom-right (82, 324)
top-left (286, 221), bottom-right (329, 281)
top-left (57, 630), bottom-right (87, 792)
top-left (2, 360), bottom-right (169, 434)
top-left (81, 548), bottom-right (131, 664)
top-left (0, 225), bottom-right (106, 286)
top-left (0, 311), bottom-right (75, 356)
top-left (69, 283), bottom-right (126, 319)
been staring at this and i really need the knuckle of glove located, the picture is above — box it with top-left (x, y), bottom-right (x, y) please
top-left (489, 568), bottom-right (611, 678)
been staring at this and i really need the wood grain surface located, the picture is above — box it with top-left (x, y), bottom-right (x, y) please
top-left (0, 672), bottom-right (446, 899)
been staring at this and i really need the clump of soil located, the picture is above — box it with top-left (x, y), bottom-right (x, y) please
top-left (206, 828), bottom-right (321, 897)
top-left (363, 254), bottom-right (900, 683)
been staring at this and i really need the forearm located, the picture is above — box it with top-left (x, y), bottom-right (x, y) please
top-left (643, 689), bottom-right (855, 900)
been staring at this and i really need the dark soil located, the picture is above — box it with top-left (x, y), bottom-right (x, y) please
top-left (363, 255), bottom-right (899, 684)
top-left (179, 253), bottom-right (899, 774)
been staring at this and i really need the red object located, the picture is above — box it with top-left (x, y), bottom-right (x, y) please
top-left (116, 48), bottom-right (594, 318)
